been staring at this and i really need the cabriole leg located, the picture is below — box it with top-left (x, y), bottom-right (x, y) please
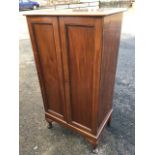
top-left (92, 144), bottom-right (98, 154)
top-left (47, 122), bottom-right (53, 129)
top-left (87, 138), bottom-right (98, 154)
top-left (45, 117), bottom-right (53, 129)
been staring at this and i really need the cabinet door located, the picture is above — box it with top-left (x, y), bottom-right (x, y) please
top-left (27, 17), bottom-right (67, 121)
top-left (59, 17), bottom-right (102, 133)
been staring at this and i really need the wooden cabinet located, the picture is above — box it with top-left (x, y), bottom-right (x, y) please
top-left (25, 9), bottom-right (125, 149)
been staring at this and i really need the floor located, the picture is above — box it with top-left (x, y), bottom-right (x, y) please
top-left (19, 7), bottom-right (135, 155)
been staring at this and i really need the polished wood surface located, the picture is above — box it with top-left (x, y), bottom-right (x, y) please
top-left (98, 13), bottom-right (123, 129)
top-left (59, 17), bottom-right (102, 134)
top-left (26, 11), bottom-right (124, 149)
top-left (27, 17), bottom-right (67, 121)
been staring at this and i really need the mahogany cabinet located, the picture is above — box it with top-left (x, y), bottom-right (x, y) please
top-left (25, 9), bottom-right (125, 149)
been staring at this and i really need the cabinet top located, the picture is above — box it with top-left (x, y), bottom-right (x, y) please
top-left (24, 8), bottom-right (127, 16)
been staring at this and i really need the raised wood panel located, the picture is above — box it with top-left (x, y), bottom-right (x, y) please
top-left (67, 25), bottom-right (94, 130)
top-left (98, 13), bottom-right (123, 128)
top-left (59, 17), bottom-right (102, 133)
top-left (27, 17), bottom-right (66, 120)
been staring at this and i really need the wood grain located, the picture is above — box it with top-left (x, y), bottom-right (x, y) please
top-left (66, 25), bottom-right (94, 130)
top-left (59, 17), bottom-right (102, 133)
top-left (98, 13), bottom-right (123, 129)
top-left (27, 17), bottom-right (67, 121)
top-left (26, 12), bottom-right (124, 149)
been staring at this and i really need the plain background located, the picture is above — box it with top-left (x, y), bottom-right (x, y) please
top-left (0, 0), bottom-right (155, 155)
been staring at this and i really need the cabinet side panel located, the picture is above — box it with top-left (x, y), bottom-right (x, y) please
top-left (98, 13), bottom-right (123, 128)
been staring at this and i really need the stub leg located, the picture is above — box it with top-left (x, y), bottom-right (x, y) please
top-left (87, 138), bottom-right (99, 154)
top-left (45, 117), bottom-right (53, 129)
top-left (92, 144), bottom-right (98, 154)
top-left (47, 122), bottom-right (53, 129)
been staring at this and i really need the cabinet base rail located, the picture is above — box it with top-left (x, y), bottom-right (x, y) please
top-left (45, 109), bottom-right (113, 149)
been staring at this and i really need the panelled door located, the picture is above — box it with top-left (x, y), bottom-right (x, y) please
top-left (27, 17), bottom-right (67, 122)
top-left (59, 17), bottom-right (102, 134)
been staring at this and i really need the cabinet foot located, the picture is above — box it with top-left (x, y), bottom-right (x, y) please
top-left (47, 122), bottom-right (53, 129)
top-left (92, 147), bottom-right (99, 154)
top-left (45, 117), bottom-right (53, 129)
top-left (87, 138), bottom-right (98, 153)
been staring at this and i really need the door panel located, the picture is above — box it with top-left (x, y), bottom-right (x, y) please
top-left (67, 25), bottom-right (94, 129)
top-left (27, 17), bottom-right (66, 120)
top-left (59, 17), bottom-right (102, 132)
